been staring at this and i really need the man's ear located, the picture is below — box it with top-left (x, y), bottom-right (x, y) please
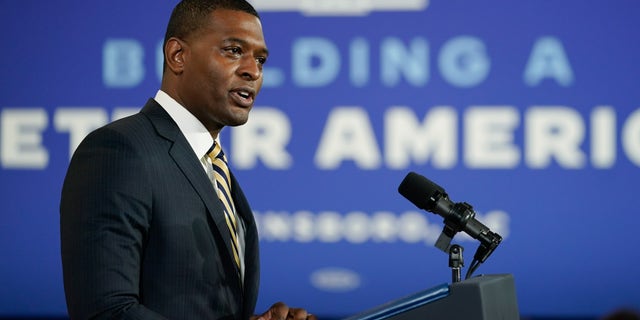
top-left (165, 37), bottom-right (186, 74)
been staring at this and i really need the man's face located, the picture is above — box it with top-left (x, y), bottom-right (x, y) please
top-left (177, 9), bottom-right (268, 132)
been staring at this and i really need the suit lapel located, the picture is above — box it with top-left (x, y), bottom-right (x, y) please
top-left (230, 173), bottom-right (260, 318)
top-left (140, 99), bottom-right (243, 290)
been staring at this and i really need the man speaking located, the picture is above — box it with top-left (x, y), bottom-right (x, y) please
top-left (60, 0), bottom-right (315, 319)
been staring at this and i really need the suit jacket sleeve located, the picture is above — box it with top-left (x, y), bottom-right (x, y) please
top-left (60, 125), bottom-right (166, 320)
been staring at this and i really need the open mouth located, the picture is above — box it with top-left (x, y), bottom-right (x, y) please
top-left (230, 88), bottom-right (255, 107)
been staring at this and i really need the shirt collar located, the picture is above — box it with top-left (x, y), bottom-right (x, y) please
top-left (154, 90), bottom-right (214, 160)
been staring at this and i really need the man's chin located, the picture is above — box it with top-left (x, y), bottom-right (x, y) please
top-left (227, 115), bottom-right (250, 127)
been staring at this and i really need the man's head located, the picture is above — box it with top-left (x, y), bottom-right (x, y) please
top-left (161, 0), bottom-right (268, 137)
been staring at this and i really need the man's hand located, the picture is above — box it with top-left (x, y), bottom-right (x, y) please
top-left (252, 302), bottom-right (317, 320)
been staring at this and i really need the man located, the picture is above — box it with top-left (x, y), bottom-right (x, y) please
top-left (60, 0), bottom-right (315, 319)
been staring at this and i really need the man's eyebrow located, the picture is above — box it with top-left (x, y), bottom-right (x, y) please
top-left (224, 37), bottom-right (269, 56)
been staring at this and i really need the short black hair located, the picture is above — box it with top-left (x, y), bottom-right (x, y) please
top-left (163, 0), bottom-right (260, 49)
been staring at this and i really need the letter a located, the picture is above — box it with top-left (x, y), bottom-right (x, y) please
top-left (523, 37), bottom-right (574, 87)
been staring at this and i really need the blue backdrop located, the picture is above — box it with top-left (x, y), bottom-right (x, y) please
top-left (1, 0), bottom-right (639, 318)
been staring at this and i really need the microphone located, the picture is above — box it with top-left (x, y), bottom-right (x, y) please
top-left (398, 172), bottom-right (502, 265)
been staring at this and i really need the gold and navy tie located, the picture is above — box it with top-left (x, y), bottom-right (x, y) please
top-left (207, 142), bottom-right (241, 271)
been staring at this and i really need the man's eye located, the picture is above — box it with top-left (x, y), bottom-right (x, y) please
top-left (257, 57), bottom-right (267, 65)
top-left (226, 47), bottom-right (242, 55)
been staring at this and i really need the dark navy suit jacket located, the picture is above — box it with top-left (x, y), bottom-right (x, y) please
top-left (60, 99), bottom-right (260, 320)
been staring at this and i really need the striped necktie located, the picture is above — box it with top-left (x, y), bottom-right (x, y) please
top-left (207, 142), bottom-right (241, 271)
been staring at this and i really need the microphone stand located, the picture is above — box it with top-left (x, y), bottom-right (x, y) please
top-left (448, 244), bottom-right (464, 283)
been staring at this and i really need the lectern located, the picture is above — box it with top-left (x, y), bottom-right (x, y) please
top-left (344, 274), bottom-right (519, 320)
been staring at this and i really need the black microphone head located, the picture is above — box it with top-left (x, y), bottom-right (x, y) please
top-left (398, 172), bottom-right (446, 210)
